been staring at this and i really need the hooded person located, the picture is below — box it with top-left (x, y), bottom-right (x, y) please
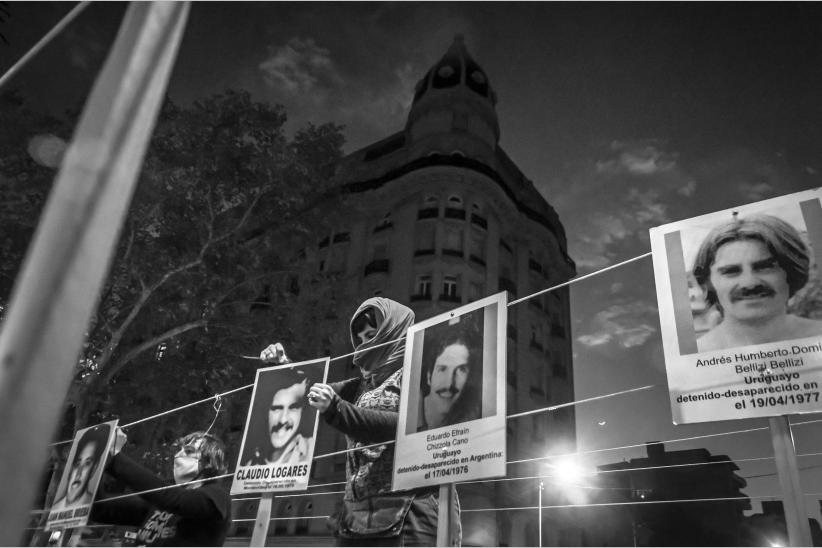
top-left (260, 297), bottom-right (461, 546)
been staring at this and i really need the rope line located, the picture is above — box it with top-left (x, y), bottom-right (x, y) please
top-left (507, 252), bottom-right (652, 307)
top-left (506, 385), bottom-right (655, 420)
top-left (0, 2), bottom-right (92, 91)
top-left (462, 493), bottom-right (780, 513)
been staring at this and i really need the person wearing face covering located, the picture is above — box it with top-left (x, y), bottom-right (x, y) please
top-left (90, 428), bottom-right (231, 546)
top-left (259, 297), bottom-right (462, 546)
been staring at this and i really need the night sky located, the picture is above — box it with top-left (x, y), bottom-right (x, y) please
top-left (4, 2), bottom-right (822, 519)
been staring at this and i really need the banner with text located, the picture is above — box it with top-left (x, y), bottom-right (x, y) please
top-left (393, 292), bottom-right (507, 491)
top-left (231, 358), bottom-right (328, 495)
top-left (650, 189), bottom-right (822, 424)
top-left (46, 420), bottom-right (117, 531)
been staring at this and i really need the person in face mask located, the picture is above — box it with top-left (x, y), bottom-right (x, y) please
top-left (260, 297), bottom-right (462, 546)
top-left (90, 428), bottom-right (231, 546)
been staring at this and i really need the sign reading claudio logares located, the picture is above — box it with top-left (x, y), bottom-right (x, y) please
top-left (650, 188), bottom-right (822, 424)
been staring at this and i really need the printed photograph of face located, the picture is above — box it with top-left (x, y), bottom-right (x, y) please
top-left (417, 308), bottom-right (484, 433)
top-left (685, 210), bottom-right (822, 352)
top-left (241, 364), bottom-right (322, 466)
top-left (51, 424), bottom-right (111, 512)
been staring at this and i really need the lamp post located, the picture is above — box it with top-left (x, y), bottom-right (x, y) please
top-left (538, 480), bottom-right (544, 548)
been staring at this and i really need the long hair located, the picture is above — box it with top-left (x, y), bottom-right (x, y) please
top-left (177, 431), bottom-right (227, 479)
top-left (692, 214), bottom-right (810, 308)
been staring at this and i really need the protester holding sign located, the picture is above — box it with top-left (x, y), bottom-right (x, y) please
top-left (90, 428), bottom-right (231, 546)
top-left (261, 297), bottom-right (461, 546)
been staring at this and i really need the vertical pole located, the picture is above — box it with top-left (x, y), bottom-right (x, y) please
top-left (769, 416), bottom-right (812, 547)
top-left (538, 480), bottom-right (543, 548)
top-left (66, 528), bottom-right (82, 547)
top-left (0, 3), bottom-right (189, 545)
top-left (250, 492), bottom-right (275, 547)
top-left (437, 483), bottom-right (455, 547)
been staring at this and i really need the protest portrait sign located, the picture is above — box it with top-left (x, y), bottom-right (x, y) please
top-left (45, 420), bottom-right (117, 531)
top-left (650, 189), bottom-right (822, 424)
top-left (231, 358), bottom-right (328, 495)
top-left (393, 292), bottom-right (507, 491)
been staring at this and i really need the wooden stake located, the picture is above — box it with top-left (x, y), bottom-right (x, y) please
top-left (436, 483), bottom-right (455, 547)
top-left (251, 492), bottom-right (275, 547)
top-left (769, 416), bottom-right (812, 547)
top-left (0, 3), bottom-right (189, 544)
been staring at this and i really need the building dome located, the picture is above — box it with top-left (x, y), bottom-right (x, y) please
top-left (406, 35), bottom-right (500, 152)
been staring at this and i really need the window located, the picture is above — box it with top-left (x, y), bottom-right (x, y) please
top-left (442, 275), bottom-right (459, 301)
top-left (469, 281), bottom-right (483, 301)
top-left (418, 195), bottom-right (439, 219)
top-left (415, 224), bottom-right (435, 255)
top-left (447, 195), bottom-right (463, 207)
top-left (443, 226), bottom-right (463, 255)
top-left (469, 231), bottom-right (486, 265)
top-left (375, 212), bottom-right (392, 232)
top-left (412, 275), bottom-right (432, 301)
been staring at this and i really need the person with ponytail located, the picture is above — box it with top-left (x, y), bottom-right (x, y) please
top-left (90, 428), bottom-right (231, 546)
top-left (260, 297), bottom-right (461, 546)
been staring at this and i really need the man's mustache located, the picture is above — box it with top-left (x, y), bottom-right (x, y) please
top-left (435, 386), bottom-right (460, 398)
top-left (731, 284), bottom-right (776, 302)
top-left (271, 421), bottom-right (294, 434)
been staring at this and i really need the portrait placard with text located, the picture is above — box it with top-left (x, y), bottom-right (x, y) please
top-left (650, 189), bottom-right (822, 424)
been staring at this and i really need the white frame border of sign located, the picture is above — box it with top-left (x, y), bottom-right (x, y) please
top-left (650, 188), bottom-right (822, 424)
top-left (393, 291), bottom-right (507, 491)
top-left (231, 358), bottom-right (329, 495)
top-left (45, 420), bottom-right (118, 531)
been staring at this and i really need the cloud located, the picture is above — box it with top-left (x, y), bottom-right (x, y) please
top-left (259, 38), bottom-right (342, 96)
top-left (738, 181), bottom-right (774, 202)
top-left (577, 302), bottom-right (659, 349)
top-left (596, 140), bottom-right (678, 176)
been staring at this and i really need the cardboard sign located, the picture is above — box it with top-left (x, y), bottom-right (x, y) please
top-left (46, 420), bottom-right (117, 531)
top-left (650, 189), bottom-right (822, 423)
top-left (393, 292), bottom-right (507, 490)
top-left (231, 358), bottom-right (328, 495)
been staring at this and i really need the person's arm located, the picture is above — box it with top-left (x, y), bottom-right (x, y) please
top-left (106, 453), bottom-right (227, 520)
top-left (321, 385), bottom-right (399, 443)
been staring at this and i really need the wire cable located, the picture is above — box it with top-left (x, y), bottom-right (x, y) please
top-left (0, 2), bottom-right (91, 91)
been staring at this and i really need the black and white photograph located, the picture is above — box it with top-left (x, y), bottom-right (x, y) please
top-left (231, 359), bottom-right (327, 495)
top-left (394, 292), bottom-right (506, 491)
top-left (46, 421), bottom-right (116, 531)
top-left (650, 189), bottom-right (822, 424)
top-left (412, 306), bottom-right (486, 434)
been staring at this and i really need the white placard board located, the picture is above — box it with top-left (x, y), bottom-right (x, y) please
top-left (650, 189), bottom-right (822, 424)
top-left (393, 292), bottom-right (507, 490)
top-left (46, 420), bottom-right (117, 531)
top-left (231, 358), bottom-right (328, 494)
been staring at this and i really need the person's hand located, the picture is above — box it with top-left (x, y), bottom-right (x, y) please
top-left (260, 342), bottom-right (291, 364)
top-left (111, 427), bottom-right (127, 456)
top-left (307, 383), bottom-right (336, 413)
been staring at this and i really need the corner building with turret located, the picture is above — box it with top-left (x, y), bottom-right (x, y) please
top-left (233, 36), bottom-right (579, 547)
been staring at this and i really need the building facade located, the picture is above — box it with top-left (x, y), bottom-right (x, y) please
top-left (231, 35), bottom-right (577, 547)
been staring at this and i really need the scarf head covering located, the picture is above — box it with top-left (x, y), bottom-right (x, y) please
top-left (349, 297), bottom-right (414, 384)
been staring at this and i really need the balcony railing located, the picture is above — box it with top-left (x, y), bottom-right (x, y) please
top-left (469, 255), bottom-right (486, 267)
top-left (364, 259), bottom-right (389, 276)
top-left (444, 207), bottom-right (466, 220)
top-left (470, 213), bottom-right (487, 229)
top-left (414, 248), bottom-right (435, 257)
top-left (442, 248), bottom-right (463, 258)
top-left (417, 207), bottom-right (438, 220)
top-left (410, 292), bottom-right (432, 302)
top-left (439, 293), bottom-right (461, 303)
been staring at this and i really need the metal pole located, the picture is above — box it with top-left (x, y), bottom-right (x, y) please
top-left (538, 480), bottom-right (543, 548)
top-left (769, 416), bottom-right (812, 546)
top-left (437, 483), bottom-right (455, 547)
top-left (250, 492), bottom-right (275, 547)
top-left (0, 3), bottom-right (189, 544)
